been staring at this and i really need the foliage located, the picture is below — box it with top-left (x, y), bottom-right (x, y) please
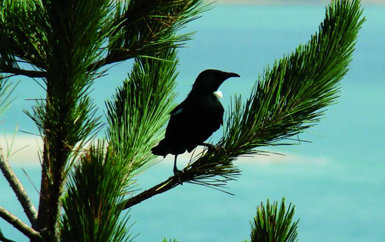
top-left (105, 47), bottom-right (178, 177)
top-left (221, 0), bottom-right (365, 155)
top-left (249, 198), bottom-right (299, 242)
top-left (172, 0), bottom-right (365, 191)
top-left (0, 0), bottom-right (207, 240)
top-left (0, 76), bottom-right (16, 116)
top-left (61, 140), bottom-right (133, 242)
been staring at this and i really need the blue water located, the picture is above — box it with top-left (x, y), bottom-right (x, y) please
top-left (1, 4), bottom-right (384, 242)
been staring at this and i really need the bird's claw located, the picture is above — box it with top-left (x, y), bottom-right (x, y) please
top-left (202, 143), bottom-right (224, 153)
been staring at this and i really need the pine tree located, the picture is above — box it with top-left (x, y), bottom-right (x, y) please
top-left (0, 0), bottom-right (364, 241)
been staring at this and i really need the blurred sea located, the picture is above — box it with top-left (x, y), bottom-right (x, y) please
top-left (0, 4), bottom-right (384, 242)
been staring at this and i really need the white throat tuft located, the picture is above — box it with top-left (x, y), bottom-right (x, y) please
top-left (213, 90), bottom-right (223, 99)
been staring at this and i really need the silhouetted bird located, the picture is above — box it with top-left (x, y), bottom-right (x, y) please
top-left (151, 69), bottom-right (240, 175)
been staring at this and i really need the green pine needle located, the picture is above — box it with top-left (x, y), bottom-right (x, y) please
top-left (220, 0), bottom-right (364, 156)
top-left (250, 198), bottom-right (299, 242)
top-left (61, 140), bottom-right (134, 242)
top-left (106, 47), bottom-right (178, 177)
top-left (0, 76), bottom-right (16, 117)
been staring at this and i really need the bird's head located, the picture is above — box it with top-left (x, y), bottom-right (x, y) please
top-left (191, 69), bottom-right (240, 94)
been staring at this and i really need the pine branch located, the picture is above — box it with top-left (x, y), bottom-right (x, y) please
top-left (123, 176), bottom-right (178, 209)
top-left (61, 141), bottom-right (133, 242)
top-left (0, 147), bottom-right (38, 226)
top-left (0, 0), bottom-right (48, 77)
top-left (87, 51), bottom-right (134, 72)
top-left (0, 66), bottom-right (46, 78)
top-left (29, 1), bottom-right (111, 239)
top-left (122, 147), bottom-right (239, 209)
top-left (0, 207), bottom-right (41, 241)
top-left (219, 0), bottom-right (365, 156)
top-left (89, 0), bottom-right (208, 71)
top-left (106, 47), bottom-right (178, 177)
top-left (250, 198), bottom-right (299, 242)
top-left (59, 1), bottom-right (205, 240)
top-left (0, 0), bottom-right (207, 79)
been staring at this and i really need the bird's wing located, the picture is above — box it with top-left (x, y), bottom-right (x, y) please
top-left (166, 96), bottom-right (223, 145)
top-left (166, 101), bottom-right (189, 139)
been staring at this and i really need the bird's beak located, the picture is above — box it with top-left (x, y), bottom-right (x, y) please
top-left (226, 72), bottom-right (240, 78)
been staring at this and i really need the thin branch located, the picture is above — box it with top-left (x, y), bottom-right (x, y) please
top-left (0, 147), bottom-right (38, 226)
top-left (0, 207), bottom-right (41, 240)
top-left (0, 66), bottom-right (46, 78)
top-left (122, 175), bottom-right (179, 209)
top-left (88, 50), bottom-right (132, 72)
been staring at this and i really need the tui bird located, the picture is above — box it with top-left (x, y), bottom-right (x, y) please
top-left (151, 69), bottom-right (240, 175)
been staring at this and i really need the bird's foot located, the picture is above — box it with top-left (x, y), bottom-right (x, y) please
top-left (202, 143), bottom-right (224, 153)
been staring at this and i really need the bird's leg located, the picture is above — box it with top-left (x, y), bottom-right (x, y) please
top-left (173, 155), bottom-right (184, 184)
top-left (173, 155), bottom-right (181, 176)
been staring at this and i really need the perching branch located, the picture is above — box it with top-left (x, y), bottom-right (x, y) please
top-left (123, 175), bottom-right (179, 209)
top-left (0, 147), bottom-right (37, 226)
top-left (123, 147), bottom-right (239, 209)
top-left (0, 207), bottom-right (41, 240)
top-left (122, 163), bottom-right (233, 210)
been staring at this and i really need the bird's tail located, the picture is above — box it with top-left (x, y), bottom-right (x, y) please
top-left (151, 140), bottom-right (169, 157)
